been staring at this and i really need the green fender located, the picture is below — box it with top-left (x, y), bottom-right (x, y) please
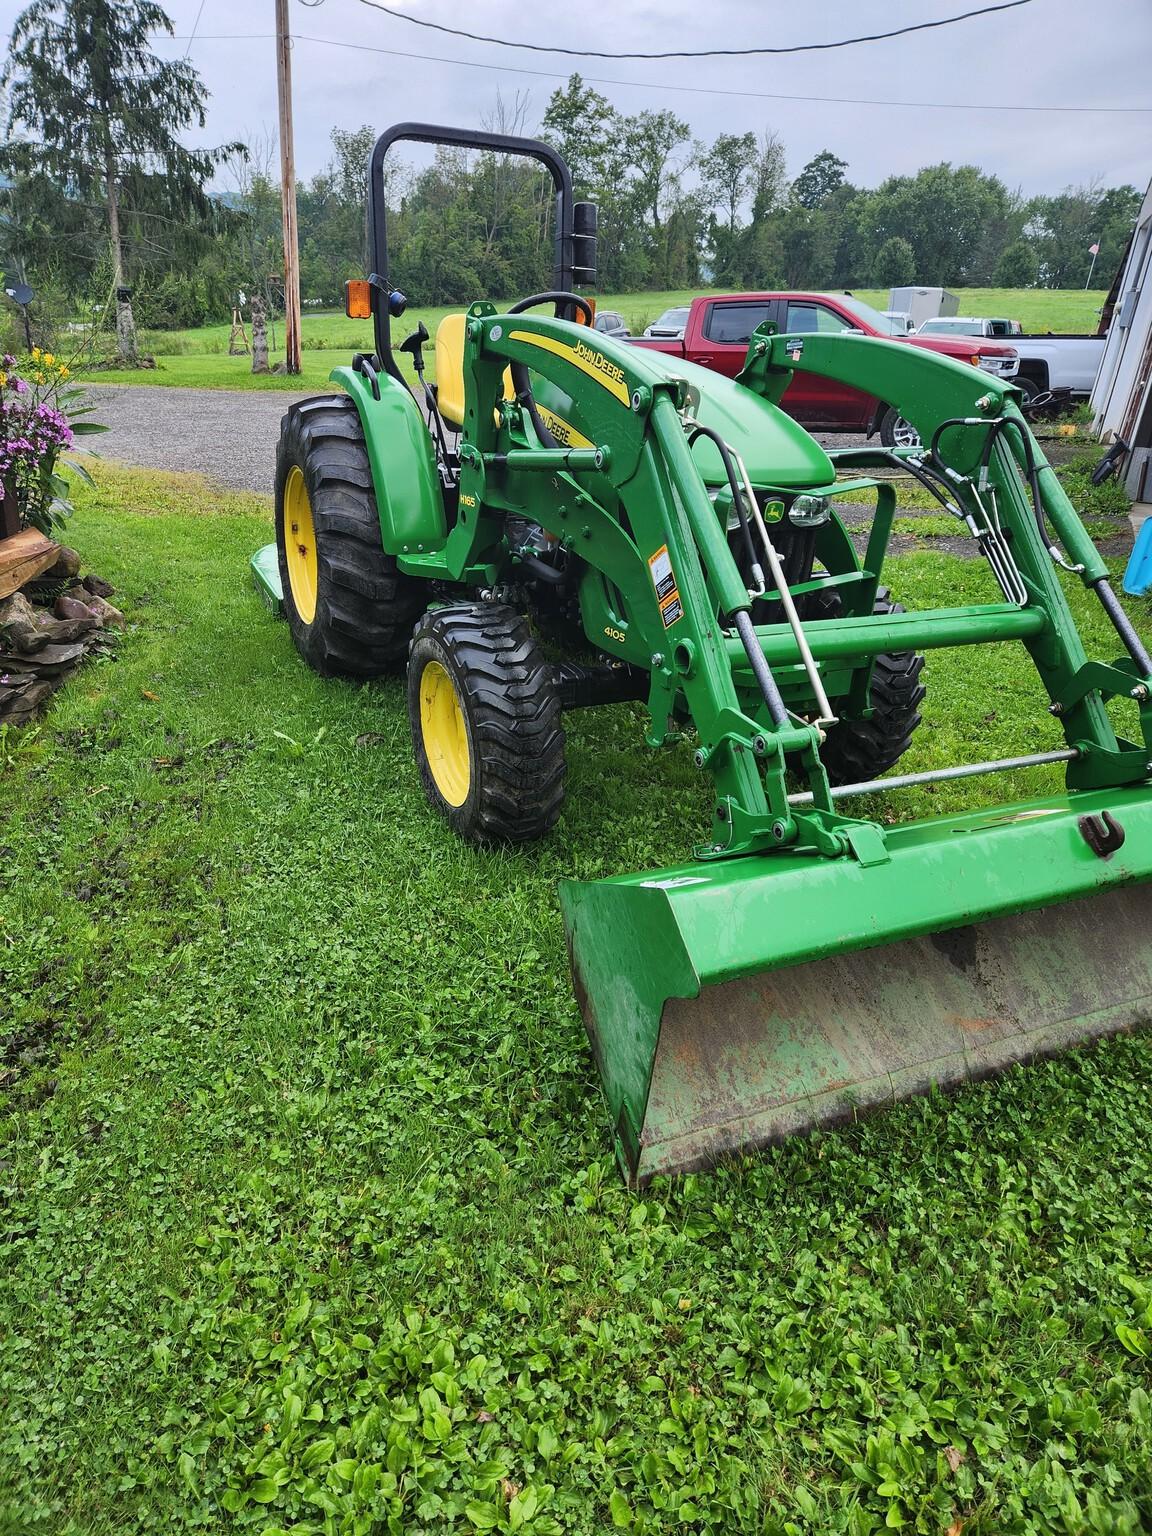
top-left (329, 365), bottom-right (445, 553)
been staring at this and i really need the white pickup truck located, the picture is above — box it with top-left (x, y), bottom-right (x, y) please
top-left (916, 315), bottom-right (1105, 397)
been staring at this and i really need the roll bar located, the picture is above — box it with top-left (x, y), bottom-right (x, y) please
top-left (366, 122), bottom-right (583, 384)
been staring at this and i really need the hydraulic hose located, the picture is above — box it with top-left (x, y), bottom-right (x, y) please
top-left (510, 362), bottom-right (560, 449)
top-left (861, 446), bottom-right (961, 514)
top-left (932, 417), bottom-right (1152, 676)
top-left (685, 422), bottom-right (763, 591)
top-left (930, 415), bottom-right (1056, 564)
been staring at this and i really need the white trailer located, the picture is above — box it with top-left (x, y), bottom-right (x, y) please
top-left (888, 286), bottom-right (958, 329)
top-left (1092, 178), bottom-right (1152, 503)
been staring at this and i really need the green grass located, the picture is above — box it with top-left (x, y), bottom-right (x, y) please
top-left (4, 462), bottom-right (1152, 1534)
top-left (78, 288), bottom-right (1109, 392)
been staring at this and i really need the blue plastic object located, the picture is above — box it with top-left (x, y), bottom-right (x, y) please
top-left (1123, 518), bottom-right (1152, 597)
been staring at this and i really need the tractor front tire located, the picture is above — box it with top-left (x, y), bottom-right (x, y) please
top-left (408, 605), bottom-right (566, 844)
top-left (819, 589), bottom-right (926, 786)
top-left (275, 394), bottom-right (424, 676)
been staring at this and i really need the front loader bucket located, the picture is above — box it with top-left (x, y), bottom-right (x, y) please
top-left (560, 786), bottom-right (1152, 1185)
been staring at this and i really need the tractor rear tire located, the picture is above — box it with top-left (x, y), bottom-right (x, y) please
top-left (275, 394), bottom-right (424, 677)
top-left (818, 589), bottom-right (926, 786)
top-left (408, 604), bottom-right (566, 844)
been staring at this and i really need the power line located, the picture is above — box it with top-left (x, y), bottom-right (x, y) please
top-left (168, 30), bottom-right (1152, 114)
top-left (352, 0), bottom-right (1033, 60)
top-left (183, 0), bottom-right (206, 58)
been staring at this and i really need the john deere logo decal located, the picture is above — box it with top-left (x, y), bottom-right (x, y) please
top-left (506, 329), bottom-right (631, 404)
top-left (573, 338), bottom-right (626, 393)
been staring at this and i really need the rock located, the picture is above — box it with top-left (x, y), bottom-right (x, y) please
top-left (54, 593), bottom-right (99, 625)
top-left (0, 563), bottom-right (121, 726)
top-left (43, 545), bottom-right (82, 581)
top-left (38, 616), bottom-right (96, 644)
top-left (0, 678), bottom-right (59, 723)
top-left (81, 592), bottom-right (126, 630)
top-left (0, 640), bottom-right (86, 674)
top-left (0, 592), bottom-right (50, 654)
top-left (81, 574), bottom-right (116, 599)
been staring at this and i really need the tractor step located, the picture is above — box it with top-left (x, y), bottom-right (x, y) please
top-left (561, 784), bottom-right (1152, 1185)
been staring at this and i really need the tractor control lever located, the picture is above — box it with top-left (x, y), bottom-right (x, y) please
top-left (397, 321), bottom-right (454, 471)
top-left (398, 321), bottom-right (430, 375)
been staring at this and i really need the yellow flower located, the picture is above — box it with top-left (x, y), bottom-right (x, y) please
top-left (0, 372), bottom-right (6, 388)
top-left (58, 365), bottom-right (70, 378)
top-left (34, 370), bottom-right (46, 385)
top-left (43, 352), bottom-right (55, 366)
top-left (30, 346), bottom-right (41, 361)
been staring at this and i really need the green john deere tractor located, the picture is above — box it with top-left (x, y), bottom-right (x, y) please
top-left (255, 123), bottom-right (1152, 1185)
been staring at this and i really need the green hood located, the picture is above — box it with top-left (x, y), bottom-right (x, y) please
top-left (531, 350), bottom-right (834, 491)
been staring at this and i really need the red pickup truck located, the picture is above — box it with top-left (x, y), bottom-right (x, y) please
top-left (630, 291), bottom-right (1020, 445)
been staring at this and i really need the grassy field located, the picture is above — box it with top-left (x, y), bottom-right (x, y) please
top-left (2, 460), bottom-right (1152, 1533)
top-left (77, 288), bottom-right (1109, 392)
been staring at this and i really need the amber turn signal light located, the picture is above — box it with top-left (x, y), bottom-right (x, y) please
top-left (345, 279), bottom-right (372, 320)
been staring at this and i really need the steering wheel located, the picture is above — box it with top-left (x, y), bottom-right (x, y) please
top-left (507, 290), bottom-right (594, 325)
top-left (502, 292), bottom-right (595, 451)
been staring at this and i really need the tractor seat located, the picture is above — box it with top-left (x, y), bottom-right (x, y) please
top-left (434, 312), bottom-right (514, 429)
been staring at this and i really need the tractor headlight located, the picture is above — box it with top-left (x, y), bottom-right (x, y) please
top-left (788, 494), bottom-right (831, 528)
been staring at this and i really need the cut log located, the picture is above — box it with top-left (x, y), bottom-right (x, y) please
top-left (0, 530), bottom-right (60, 599)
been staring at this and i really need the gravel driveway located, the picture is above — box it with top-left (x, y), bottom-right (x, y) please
top-left (84, 383), bottom-right (321, 495)
top-left (84, 384), bottom-right (878, 500)
top-left (82, 384), bottom-right (1131, 565)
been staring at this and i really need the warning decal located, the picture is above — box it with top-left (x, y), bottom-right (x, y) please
top-left (659, 594), bottom-right (683, 628)
top-left (648, 544), bottom-right (683, 629)
top-left (648, 544), bottom-right (677, 601)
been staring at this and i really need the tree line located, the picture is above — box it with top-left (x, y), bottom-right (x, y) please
top-left (0, 1), bottom-right (1142, 356)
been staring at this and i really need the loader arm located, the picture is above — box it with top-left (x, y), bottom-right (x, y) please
top-left (448, 311), bottom-right (1150, 856)
top-left (739, 328), bottom-right (1152, 791)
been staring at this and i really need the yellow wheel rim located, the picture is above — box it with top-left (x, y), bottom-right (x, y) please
top-left (419, 660), bottom-right (471, 807)
top-left (283, 465), bottom-right (319, 624)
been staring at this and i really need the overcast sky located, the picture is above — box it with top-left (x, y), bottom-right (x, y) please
top-left (1, 0), bottom-right (1149, 196)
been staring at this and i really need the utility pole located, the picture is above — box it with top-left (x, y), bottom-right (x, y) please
top-left (275, 0), bottom-right (302, 374)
